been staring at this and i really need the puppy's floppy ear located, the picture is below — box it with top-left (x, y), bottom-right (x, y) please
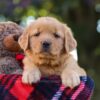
top-left (64, 24), bottom-right (77, 53)
top-left (18, 31), bottom-right (29, 51)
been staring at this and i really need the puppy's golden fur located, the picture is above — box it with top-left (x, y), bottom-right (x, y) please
top-left (19, 17), bottom-right (86, 88)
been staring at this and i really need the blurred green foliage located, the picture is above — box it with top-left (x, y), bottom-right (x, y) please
top-left (0, 0), bottom-right (100, 99)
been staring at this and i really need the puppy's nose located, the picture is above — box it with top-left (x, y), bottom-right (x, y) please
top-left (42, 41), bottom-right (51, 51)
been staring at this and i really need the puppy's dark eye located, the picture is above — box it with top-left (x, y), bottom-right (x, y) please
top-left (34, 32), bottom-right (40, 36)
top-left (54, 33), bottom-right (60, 38)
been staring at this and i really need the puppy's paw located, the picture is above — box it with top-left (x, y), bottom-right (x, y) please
top-left (22, 68), bottom-right (41, 84)
top-left (61, 70), bottom-right (80, 88)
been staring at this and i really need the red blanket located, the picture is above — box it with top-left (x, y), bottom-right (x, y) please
top-left (0, 74), bottom-right (94, 100)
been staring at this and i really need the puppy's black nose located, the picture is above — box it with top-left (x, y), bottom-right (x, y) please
top-left (42, 41), bottom-right (51, 51)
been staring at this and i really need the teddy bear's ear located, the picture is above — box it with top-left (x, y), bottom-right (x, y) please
top-left (18, 31), bottom-right (29, 51)
top-left (63, 24), bottom-right (77, 53)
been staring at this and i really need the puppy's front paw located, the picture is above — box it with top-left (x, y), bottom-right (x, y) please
top-left (22, 68), bottom-right (41, 84)
top-left (61, 70), bottom-right (80, 88)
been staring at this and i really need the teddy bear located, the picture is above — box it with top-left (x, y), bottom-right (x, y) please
top-left (0, 21), bottom-right (23, 74)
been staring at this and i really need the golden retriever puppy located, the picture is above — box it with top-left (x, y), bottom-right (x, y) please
top-left (18, 17), bottom-right (86, 88)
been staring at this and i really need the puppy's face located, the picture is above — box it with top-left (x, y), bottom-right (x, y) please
top-left (19, 17), bottom-right (77, 65)
top-left (29, 20), bottom-right (65, 57)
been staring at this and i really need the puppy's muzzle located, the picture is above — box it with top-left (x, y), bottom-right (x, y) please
top-left (42, 41), bottom-right (51, 52)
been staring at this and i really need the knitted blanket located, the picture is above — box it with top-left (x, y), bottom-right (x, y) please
top-left (0, 74), bottom-right (94, 100)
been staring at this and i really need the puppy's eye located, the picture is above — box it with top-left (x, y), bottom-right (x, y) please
top-left (34, 32), bottom-right (40, 36)
top-left (54, 33), bottom-right (60, 38)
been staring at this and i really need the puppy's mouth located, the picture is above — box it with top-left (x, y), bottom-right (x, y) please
top-left (38, 52), bottom-right (54, 59)
top-left (39, 47), bottom-right (52, 55)
top-left (32, 50), bottom-right (60, 66)
top-left (40, 50), bottom-right (51, 55)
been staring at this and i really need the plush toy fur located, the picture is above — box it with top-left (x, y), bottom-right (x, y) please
top-left (0, 21), bottom-right (23, 74)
